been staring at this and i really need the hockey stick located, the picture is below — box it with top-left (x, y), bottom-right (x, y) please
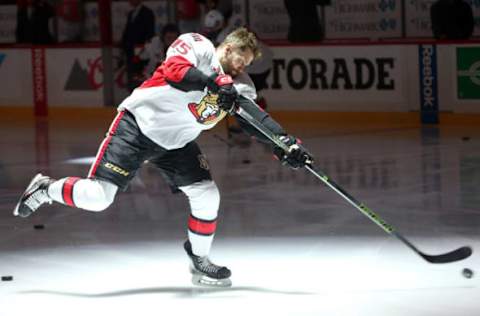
top-left (235, 106), bottom-right (472, 264)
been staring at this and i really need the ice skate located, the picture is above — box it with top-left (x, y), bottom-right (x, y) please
top-left (184, 240), bottom-right (232, 287)
top-left (13, 173), bottom-right (54, 218)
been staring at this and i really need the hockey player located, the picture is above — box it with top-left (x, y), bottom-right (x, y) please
top-left (13, 27), bottom-right (313, 287)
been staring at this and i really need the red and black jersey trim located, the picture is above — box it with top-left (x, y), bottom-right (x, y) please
top-left (62, 177), bottom-right (81, 207)
top-left (140, 55), bottom-right (190, 88)
top-left (188, 214), bottom-right (217, 236)
top-left (140, 55), bottom-right (211, 92)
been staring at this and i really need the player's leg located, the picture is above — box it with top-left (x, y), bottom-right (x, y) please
top-left (13, 175), bottom-right (118, 217)
top-left (150, 142), bottom-right (231, 286)
top-left (47, 177), bottom-right (118, 211)
top-left (14, 110), bottom-right (152, 217)
top-left (180, 180), bottom-right (219, 257)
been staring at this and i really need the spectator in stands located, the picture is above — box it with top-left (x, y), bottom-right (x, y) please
top-left (215, 0), bottom-right (233, 22)
top-left (176, 0), bottom-right (202, 33)
top-left (16, 0), bottom-right (56, 44)
top-left (284, 0), bottom-right (324, 42)
top-left (202, 9), bottom-right (226, 45)
top-left (121, 0), bottom-right (155, 92)
top-left (56, 0), bottom-right (85, 42)
top-left (139, 23), bottom-right (181, 77)
top-left (159, 23), bottom-right (181, 60)
top-left (201, 0), bottom-right (233, 24)
top-left (202, 6), bottom-right (243, 45)
top-left (430, 0), bottom-right (474, 39)
top-left (203, 0), bottom-right (217, 10)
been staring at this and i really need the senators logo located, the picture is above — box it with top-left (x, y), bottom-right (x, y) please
top-left (188, 92), bottom-right (227, 125)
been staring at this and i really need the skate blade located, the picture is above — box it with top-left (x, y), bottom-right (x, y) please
top-left (13, 173), bottom-right (43, 216)
top-left (191, 274), bottom-right (232, 288)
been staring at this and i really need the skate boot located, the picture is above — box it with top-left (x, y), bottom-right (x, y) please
top-left (13, 173), bottom-right (54, 218)
top-left (184, 240), bottom-right (232, 287)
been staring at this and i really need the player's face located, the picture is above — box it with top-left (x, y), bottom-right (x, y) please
top-left (221, 46), bottom-right (254, 77)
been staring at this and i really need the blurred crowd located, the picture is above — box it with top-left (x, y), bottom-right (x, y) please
top-left (10, 0), bottom-right (476, 46)
top-left (11, 0), bottom-right (246, 91)
top-left (7, 0), bottom-right (476, 93)
top-left (15, 0), bottom-right (86, 44)
top-left (12, 0), bottom-right (239, 45)
top-left (120, 0), bottom-right (240, 91)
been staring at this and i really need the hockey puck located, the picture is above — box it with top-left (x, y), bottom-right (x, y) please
top-left (462, 268), bottom-right (474, 279)
top-left (1, 276), bottom-right (13, 281)
top-left (242, 159), bottom-right (251, 164)
top-left (462, 136), bottom-right (471, 141)
top-left (34, 224), bottom-right (45, 230)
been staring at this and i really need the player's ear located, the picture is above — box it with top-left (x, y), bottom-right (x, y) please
top-left (224, 44), bottom-right (233, 56)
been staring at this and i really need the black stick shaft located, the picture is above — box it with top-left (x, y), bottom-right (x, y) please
top-left (304, 165), bottom-right (395, 234)
top-left (236, 107), bottom-right (394, 234)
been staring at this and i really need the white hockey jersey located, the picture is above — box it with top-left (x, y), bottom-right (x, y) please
top-left (118, 32), bottom-right (257, 150)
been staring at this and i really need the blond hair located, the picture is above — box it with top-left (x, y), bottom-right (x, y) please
top-left (220, 27), bottom-right (262, 60)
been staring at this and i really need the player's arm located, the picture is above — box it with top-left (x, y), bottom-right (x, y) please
top-left (234, 95), bottom-right (285, 141)
top-left (234, 95), bottom-right (313, 169)
top-left (165, 64), bottom-right (237, 114)
top-left (161, 34), bottom-right (237, 113)
top-left (162, 55), bottom-right (224, 92)
top-left (166, 63), bottom-right (237, 114)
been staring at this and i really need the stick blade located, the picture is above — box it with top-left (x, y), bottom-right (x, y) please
top-left (421, 246), bottom-right (472, 264)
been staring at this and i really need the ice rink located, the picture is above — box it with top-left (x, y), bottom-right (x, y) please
top-left (1, 116), bottom-right (479, 316)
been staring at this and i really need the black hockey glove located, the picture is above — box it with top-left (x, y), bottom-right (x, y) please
top-left (207, 74), bottom-right (238, 115)
top-left (273, 135), bottom-right (314, 170)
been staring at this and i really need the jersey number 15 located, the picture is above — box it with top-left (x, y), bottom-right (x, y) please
top-left (171, 39), bottom-right (192, 55)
